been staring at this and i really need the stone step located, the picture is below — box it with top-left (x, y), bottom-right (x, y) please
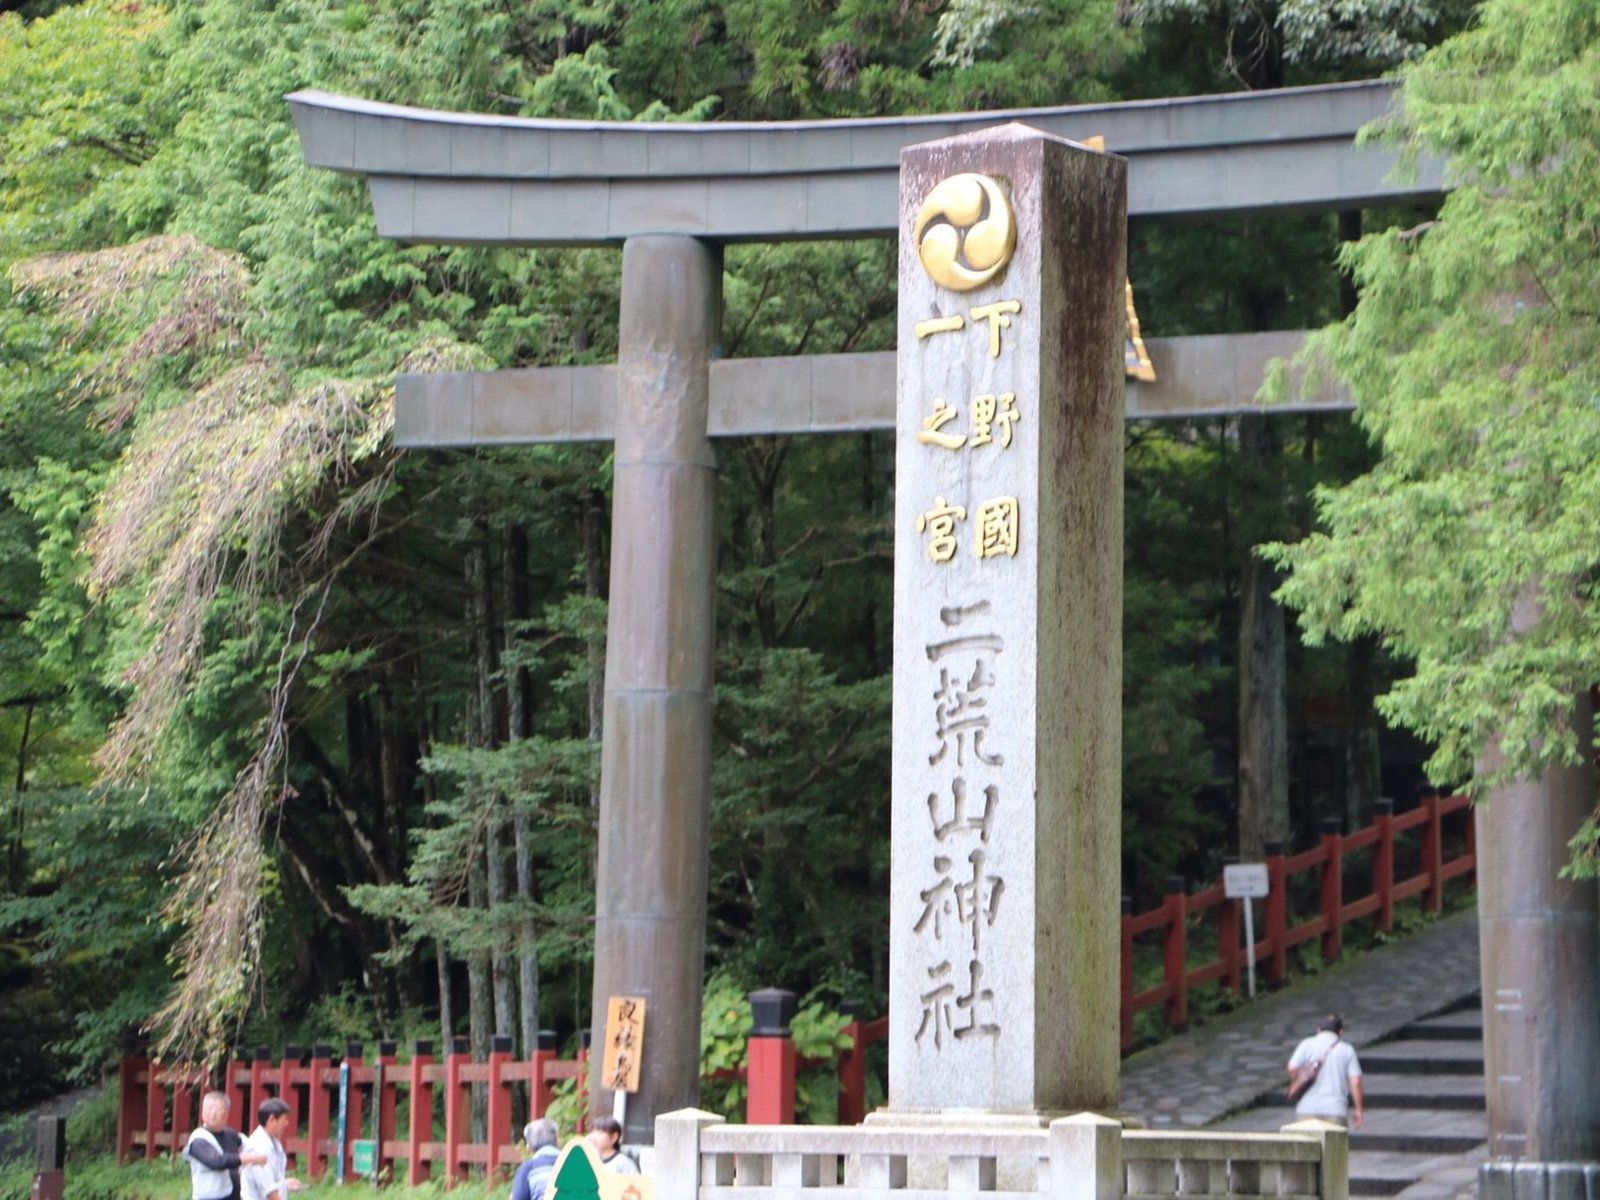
top-left (1359, 1037), bottom-right (1485, 1075)
top-left (1354, 1175), bottom-right (1413, 1196)
top-left (1396, 1022), bottom-right (1482, 1043)
top-left (1360, 1055), bottom-right (1486, 1075)
top-left (1362, 1074), bottom-right (1485, 1111)
top-left (1364, 1092), bottom-right (1485, 1111)
top-left (1354, 1132), bottom-right (1485, 1154)
top-left (1396, 1006), bottom-right (1483, 1042)
top-left (1392, 1155), bottom-right (1488, 1200)
top-left (1351, 1147), bottom-right (1484, 1198)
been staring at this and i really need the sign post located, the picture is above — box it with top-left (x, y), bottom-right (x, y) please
top-left (1223, 863), bottom-right (1270, 998)
top-left (601, 996), bottom-right (646, 1125)
top-left (336, 1063), bottom-right (349, 1185)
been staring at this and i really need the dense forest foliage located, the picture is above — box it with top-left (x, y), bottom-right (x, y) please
top-left (7, 0), bottom-right (1592, 1113)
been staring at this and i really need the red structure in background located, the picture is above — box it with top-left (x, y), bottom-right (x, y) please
top-left (119, 794), bottom-right (1472, 1178)
top-left (118, 1033), bottom-right (589, 1183)
top-left (1120, 793), bottom-right (1475, 1045)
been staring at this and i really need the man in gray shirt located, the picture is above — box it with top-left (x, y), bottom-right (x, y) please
top-left (1288, 1013), bottom-right (1365, 1128)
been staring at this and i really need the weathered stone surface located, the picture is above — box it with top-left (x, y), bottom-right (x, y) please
top-left (393, 331), bottom-right (1345, 449)
top-left (890, 126), bottom-right (1124, 1115)
top-left (288, 81), bottom-right (1448, 244)
top-left (1478, 689), bottom-right (1600, 1163)
top-left (588, 235), bottom-right (721, 1144)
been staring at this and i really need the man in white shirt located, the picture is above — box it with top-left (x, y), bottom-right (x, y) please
top-left (1287, 1013), bottom-right (1365, 1128)
top-left (241, 1097), bottom-right (304, 1200)
top-left (186, 1092), bottom-right (268, 1200)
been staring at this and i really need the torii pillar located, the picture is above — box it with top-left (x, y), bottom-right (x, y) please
top-left (588, 235), bottom-right (722, 1142)
top-left (1477, 683), bottom-right (1600, 1195)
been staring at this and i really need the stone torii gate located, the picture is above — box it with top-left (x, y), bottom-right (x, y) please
top-left (284, 79), bottom-right (1526, 1146)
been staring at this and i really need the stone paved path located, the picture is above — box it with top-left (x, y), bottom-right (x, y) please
top-left (1119, 907), bottom-right (1481, 1128)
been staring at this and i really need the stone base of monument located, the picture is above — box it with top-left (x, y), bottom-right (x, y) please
top-left (861, 1109), bottom-right (1129, 1191)
top-left (1478, 1160), bottom-right (1600, 1200)
top-left (653, 1109), bottom-right (1349, 1200)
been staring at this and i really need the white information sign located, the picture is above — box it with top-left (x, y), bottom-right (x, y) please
top-left (1224, 863), bottom-right (1270, 899)
top-left (1223, 863), bottom-right (1269, 998)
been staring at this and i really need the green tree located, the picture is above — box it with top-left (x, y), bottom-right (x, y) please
top-left (1266, 0), bottom-right (1600, 873)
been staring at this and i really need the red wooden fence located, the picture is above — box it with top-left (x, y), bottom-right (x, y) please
top-left (118, 1033), bottom-right (587, 1183)
top-left (1119, 793), bottom-right (1475, 1047)
top-left (120, 794), bottom-right (1471, 1171)
top-left (117, 1019), bottom-right (892, 1177)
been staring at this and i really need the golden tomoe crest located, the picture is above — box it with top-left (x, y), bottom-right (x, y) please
top-left (913, 174), bottom-right (1016, 292)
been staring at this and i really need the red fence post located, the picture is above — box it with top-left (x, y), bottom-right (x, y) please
top-left (487, 1035), bottom-right (514, 1176)
top-left (408, 1040), bottom-right (434, 1186)
top-left (1319, 818), bottom-right (1344, 961)
top-left (746, 989), bottom-right (798, 1125)
top-left (1464, 799), bottom-right (1477, 886)
top-left (144, 1057), bottom-right (163, 1163)
top-left (306, 1044), bottom-right (332, 1180)
top-left (1374, 799), bottom-right (1396, 933)
top-left (1221, 893), bottom-right (1242, 993)
top-left (1119, 896), bottom-right (1134, 1048)
top-left (377, 1040), bottom-right (399, 1182)
top-left (1264, 842), bottom-right (1287, 984)
top-left (1423, 794), bottom-right (1444, 913)
top-left (249, 1046), bottom-right (272, 1132)
top-left (117, 1054), bottom-right (147, 1164)
top-left (280, 1045), bottom-right (304, 1164)
top-left (531, 1031), bottom-right (559, 1119)
top-left (836, 1003), bottom-right (867, 1127)
top-left (1162, 876), bottom-right (1188, 1030)
top-left (576, 1032), bottom-right (590, 1134)
top-left (171, 1069), bottom-right (195, 1160)
top-left (444, 1036), bottom-right (470, 1184)
top-left (222, 1054), bottom-right (243, 1128)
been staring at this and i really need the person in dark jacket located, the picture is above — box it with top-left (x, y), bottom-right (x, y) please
top-left (510, 1118), bottom-right (561, 1200)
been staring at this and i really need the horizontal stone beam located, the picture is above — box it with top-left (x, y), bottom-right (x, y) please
top-left (288, 82), bottom-right (1445, 245)
top-left (394, 331), bottom-right (1347, 447)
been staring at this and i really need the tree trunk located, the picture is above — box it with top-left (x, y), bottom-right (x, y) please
top-left (1237, 415), bottom-right (1289, 859)
top-left (504, 528), bottom-right (540, 1053)
top-left (1343, 634), bottom-right (1382, 831)
top-left (461, 533), bottom-right (494, 1153)
top-left (436, 941), bottom-right (454, 1042)
top-left (6, 702), bottom-right (31, 892)
top-left (513, 814), bottom-right (540, 1051)
top-left (467, 848), bottom-right (491, 1141)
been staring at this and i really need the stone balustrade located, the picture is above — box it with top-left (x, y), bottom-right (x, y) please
top-left (654, 1111), bottom-right (1349, 1200)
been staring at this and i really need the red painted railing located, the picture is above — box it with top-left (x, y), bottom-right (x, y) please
top-left (120, 795), bottom-right (1472, 1164)
top-left (117, 1018), bottom-right (890, 1174)
top-left (1119, 793), bottom-right (1474, 1047)
top-left (118, 1034), bottom-right (588, 1183)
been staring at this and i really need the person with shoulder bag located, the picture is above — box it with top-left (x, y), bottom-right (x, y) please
top-left (1286, 1013), bottom-right (1365, 1128)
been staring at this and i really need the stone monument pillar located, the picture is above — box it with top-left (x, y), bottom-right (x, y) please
top-left (890, 126), bottom-right (1125, 1115)
top-left (589, 235), bottom-right (721, 1142)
